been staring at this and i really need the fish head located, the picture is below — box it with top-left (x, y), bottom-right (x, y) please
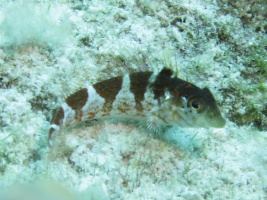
top-left (164, 86), bottom-right (226, 128)
top-left (184, 87), bottom-right (226, 128)
top-left (151, 68), bottom-right (226, 128)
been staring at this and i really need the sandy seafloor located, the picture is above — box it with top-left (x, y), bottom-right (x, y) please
top-left (0, 1), bottom-right (266, 200)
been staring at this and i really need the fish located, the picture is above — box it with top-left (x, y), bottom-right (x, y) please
top-left (49, 68), bottom-right (226, 146)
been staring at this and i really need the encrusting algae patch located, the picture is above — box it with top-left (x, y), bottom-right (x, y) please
top-left (0, 1), bottom-right (266, 199)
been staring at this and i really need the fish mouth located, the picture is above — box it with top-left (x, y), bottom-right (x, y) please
top-left (210, 116), bottom-right (226, 128)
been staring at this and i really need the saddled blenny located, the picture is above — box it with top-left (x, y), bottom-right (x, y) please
top-left (49, 68), bottom-right (226, 146)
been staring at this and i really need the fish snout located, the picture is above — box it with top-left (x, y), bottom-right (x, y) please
top-left (210, 115), bottom-right (226, 128)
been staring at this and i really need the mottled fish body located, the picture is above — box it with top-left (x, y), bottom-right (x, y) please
top-left (49, 68), bottom-right (225, 145)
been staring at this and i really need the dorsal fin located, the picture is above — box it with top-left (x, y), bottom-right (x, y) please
top-left (159, 67), bottom-right (174, 77)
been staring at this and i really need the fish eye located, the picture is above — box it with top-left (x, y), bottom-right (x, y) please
top-left (189, 99), bottom-right (200, 110)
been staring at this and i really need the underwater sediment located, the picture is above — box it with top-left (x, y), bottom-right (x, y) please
top-left (0, 1), bottom-right (266, 199)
